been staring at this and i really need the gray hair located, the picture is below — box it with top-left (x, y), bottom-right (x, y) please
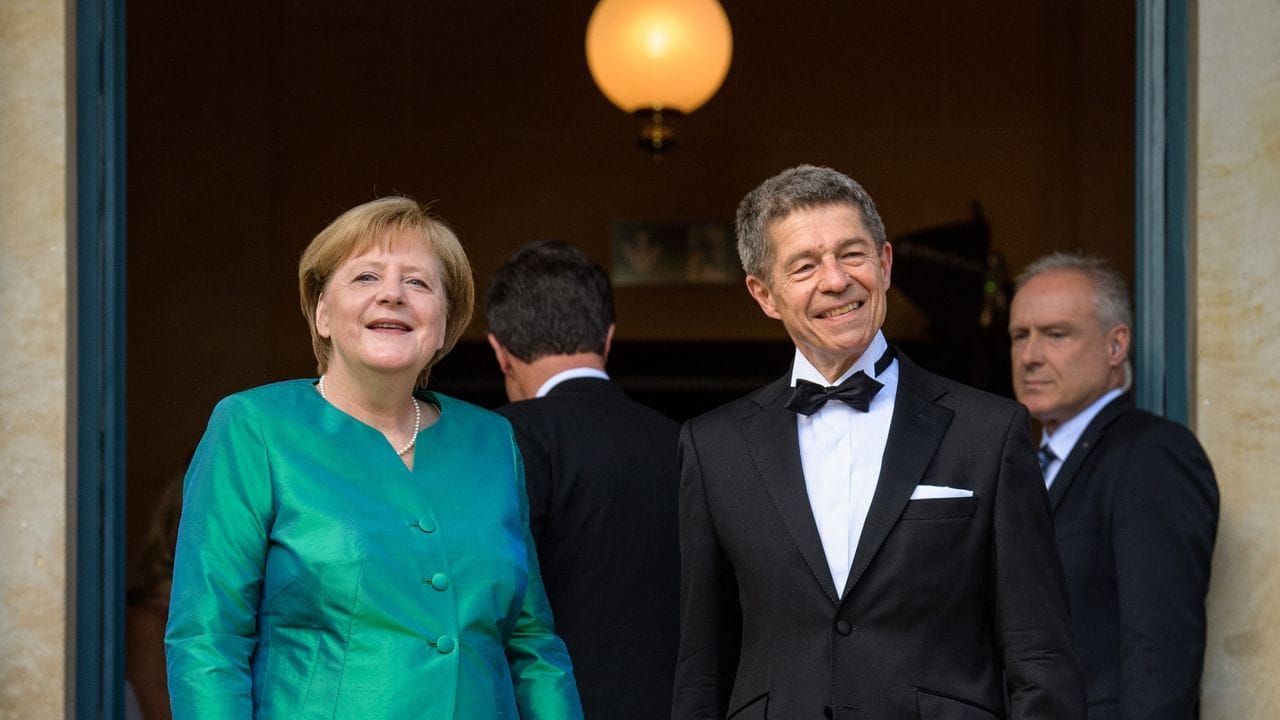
top-left (1014, 252), bottom-right (1133, 332)
top-left (735, 164), bottom-right (887, 279)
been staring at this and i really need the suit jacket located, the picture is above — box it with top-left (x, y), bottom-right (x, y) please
top-left (166, 380), bottom-right (582, 719)
top-left (673, 352), bottom-right (1086, 720)
top-left (1047, 395), bottom-right (1218, 720)
top-left (497, 377), bottom-right (681, 720)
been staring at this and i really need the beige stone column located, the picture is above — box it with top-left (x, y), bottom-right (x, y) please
top-left (1196, 1), bottom-right (1280, 717)
top-left (0, 1), bottom-right (70, 718)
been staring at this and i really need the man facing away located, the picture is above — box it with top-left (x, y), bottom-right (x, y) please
top-left (1009, 252), bottom-right (1218, 719)
top-left (486, 240), bottom-right (681, 720)
top-left (672, 164), bottom-right (1086, 720)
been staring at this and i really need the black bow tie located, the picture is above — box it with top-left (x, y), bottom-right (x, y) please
top-left (786, 374), bottom-right (882, 415)
top-left (785, 346), bottom-right (895, 416)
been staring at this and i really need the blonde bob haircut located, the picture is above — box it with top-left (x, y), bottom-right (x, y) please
top-left (298, 196), bottom-right (475, 388)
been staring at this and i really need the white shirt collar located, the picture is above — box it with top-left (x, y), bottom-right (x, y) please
top-left (790, 331), bottom-right (891, 387)
top-left (1040, 386), bottom-right (1125, 469)
top-left (535, 366), bottom-right (610, 398)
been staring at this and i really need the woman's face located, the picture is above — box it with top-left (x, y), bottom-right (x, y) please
top-left (315, 229), bottom-right (447, 383)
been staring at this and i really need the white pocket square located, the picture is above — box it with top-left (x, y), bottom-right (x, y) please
top-left (909, 484), bottom-right (974, 500)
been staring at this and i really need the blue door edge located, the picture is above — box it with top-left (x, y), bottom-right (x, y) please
top-left (1135, 0), bottom-right (1192, 423)
top-left (74, 0), bottom-right (128, 717)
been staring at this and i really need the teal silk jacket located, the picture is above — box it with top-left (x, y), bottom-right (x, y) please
top-left (165, 380), bottom-right (583, 718)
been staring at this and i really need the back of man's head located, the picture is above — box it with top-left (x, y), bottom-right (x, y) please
top-left (487, 240), bottom-right (615, 363)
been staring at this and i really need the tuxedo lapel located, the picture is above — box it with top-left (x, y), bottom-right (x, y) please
top-left (1047, 394), bottom-right (1132, 512)
top-left (741, 375), bottom-right (841, 604)
top-left (844, 356), bottom-right (953, 598)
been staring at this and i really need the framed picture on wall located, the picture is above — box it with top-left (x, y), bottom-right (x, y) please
top-left (610, 220), bottom-right (741, 286)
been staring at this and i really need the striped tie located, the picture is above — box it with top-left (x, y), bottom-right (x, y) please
top-left (1037, 444), bottom-right (1058, 478)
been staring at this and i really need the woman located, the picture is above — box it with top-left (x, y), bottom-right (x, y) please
top-left (165, 197), bottom-right (583, 718)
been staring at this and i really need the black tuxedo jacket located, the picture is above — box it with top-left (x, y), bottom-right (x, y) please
top-left (1047, 395), bottom-right (1218, 720)
top-left (673, 352), bottom-right (1086, 720)
top-left (496, 377), bottom-right (681, 720)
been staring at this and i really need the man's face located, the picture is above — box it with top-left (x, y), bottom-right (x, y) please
top-left (1008, 269), bottom-right (1128, 433)
top-left (746, 203), bottom-right (892, 383)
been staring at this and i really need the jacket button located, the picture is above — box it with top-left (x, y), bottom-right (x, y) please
top-left (416, 517), bottom-right (436, 533)
top-left (835, 620), bottom-right (852, 635)
top-left (427, 572), bottom-right (450, 590)
top-left (433, 635), bottom-right (455, 654)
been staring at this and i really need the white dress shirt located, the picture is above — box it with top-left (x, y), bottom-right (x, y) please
top-left (1039, 386), bottom-right (1124, 488)
top-left (791, 331), bottom-right (897, 597)
top-left (535, 366), bottom-right (610, 398)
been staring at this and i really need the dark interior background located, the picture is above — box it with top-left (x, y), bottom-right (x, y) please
top-left (125, 1), bottom-right (1134, 583)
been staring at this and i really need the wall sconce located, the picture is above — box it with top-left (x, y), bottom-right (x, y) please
top-left (586, 0), bottom-right (733, 156)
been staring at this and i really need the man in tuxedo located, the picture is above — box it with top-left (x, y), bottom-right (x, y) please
top-left (1009, 252), bottom-right (1218, 719)
top-left (486, 240), bottom-right (681, 720)
top-left (673, 165), bottom-right (1086, 719)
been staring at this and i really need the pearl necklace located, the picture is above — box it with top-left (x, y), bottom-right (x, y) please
top-left (318, 374), bottom-right (421, 456)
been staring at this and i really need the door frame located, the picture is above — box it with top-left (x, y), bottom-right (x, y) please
top-left (1135, 0), bottom-right (1193, 422)
top-left (71, 0), bottom-right (1192, 714)
top-left (73, 0), bottom-right (128, 717)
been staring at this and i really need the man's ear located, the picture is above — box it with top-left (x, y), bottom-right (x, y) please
top-left (602, 323), bottom-right (616, 363)
top-left (486, 333), bottom-right (513, 375)
top-left (1107, 324), bottom-right (1131, 366)
top-left (745, 274), bottom-right (782, 320)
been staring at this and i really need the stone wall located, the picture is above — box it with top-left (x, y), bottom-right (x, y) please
top-left (0, 1), bottom-right (70, 718)
top-left (1196, 1), bottom-right (1280, 716)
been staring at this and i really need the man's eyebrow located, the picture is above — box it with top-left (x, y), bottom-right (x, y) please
top-left (780, 237), bottom-right (871, 265)
top-left (779, 248), bottom-right (817, 267)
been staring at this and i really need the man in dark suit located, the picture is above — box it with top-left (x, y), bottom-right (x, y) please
top-left (673, 165), bottom-right (1086, 720)
top-left (486, 240), bottom-right (681, 720)
top-left (1009, 252), bottom-right (1218, 719)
